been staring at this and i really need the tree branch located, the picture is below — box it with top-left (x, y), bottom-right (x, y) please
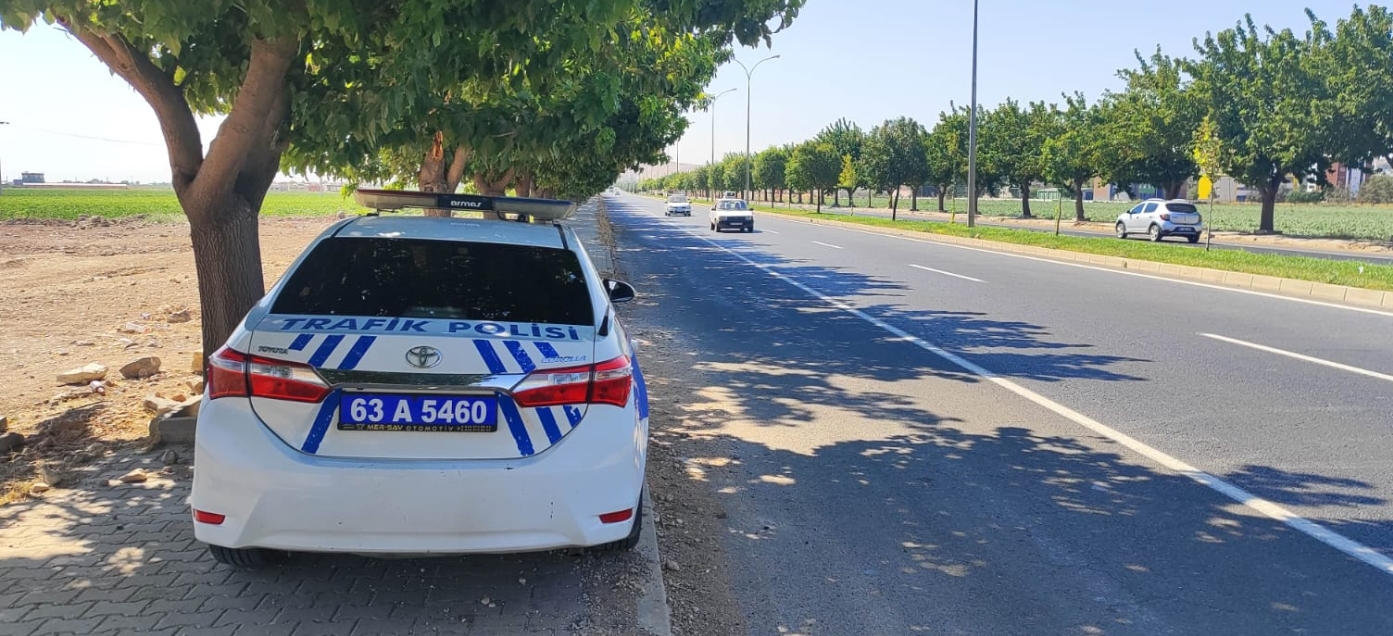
top-left (445, 146), bottom-right (472, 193)
top-left (56, 19), bottom-right (203, 192)
top-left (194, 36), bottom-right (300, 209)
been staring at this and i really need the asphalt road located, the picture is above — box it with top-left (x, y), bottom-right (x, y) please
top-left (761, 201), bottom-right (1393, 264)
top-left (605, 192), bottom-right (1393, 635)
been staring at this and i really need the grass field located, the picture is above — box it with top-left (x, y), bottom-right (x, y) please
top-left (737, 192), bottom-right (1393, 241)
top-left (0, 187), bottom-right (370, 221)
top-left (751, 207), bottom-right (1393, 291)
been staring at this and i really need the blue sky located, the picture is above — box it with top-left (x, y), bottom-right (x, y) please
top-left (0, 1), bottom-right (1361, 182)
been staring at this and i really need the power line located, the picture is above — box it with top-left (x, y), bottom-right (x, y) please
top-left (5, 124), bottom-right (163, 147)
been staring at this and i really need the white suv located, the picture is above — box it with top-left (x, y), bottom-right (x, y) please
top-left (1115, 199), bottom-right (1204, 243)
top-left (191, 190), bottom-right (649, 566)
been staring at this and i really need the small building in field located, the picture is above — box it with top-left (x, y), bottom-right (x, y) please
top-left (20, 172), bottom-right (44, 184)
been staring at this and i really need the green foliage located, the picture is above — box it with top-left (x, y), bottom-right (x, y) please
top-left (1190, 14), bottom-right (1331, 230)
top-left (924, 108), bottom-right (968, 205)
top-left (981, 99), bottom-right (1052, 211)
top-left (1099, 49), bottom-right (1203, 197)
top-left (1286, 188), bottom-right (1325, 204)
top-left (837, 155), bottom-right (857, 195)
top-left (1042, 94), bottom-right (1101, 193)
top-left (1313, 5), bottom-right (1393, 166)
top-left (753, 147), bottom-right (789, 191)
top-left (786, 141), bottom-right (840, 210)
top-left (816, 118), bottom-right (865, 163)
top-left (859, 117), bottom-right (928, 211)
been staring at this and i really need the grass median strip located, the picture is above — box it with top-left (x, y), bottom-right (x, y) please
top-left (757, 207), bottom-right (1393, 292)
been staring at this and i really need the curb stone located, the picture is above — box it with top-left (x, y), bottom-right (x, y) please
top-left (765, 212), bottom-right (1393, 311)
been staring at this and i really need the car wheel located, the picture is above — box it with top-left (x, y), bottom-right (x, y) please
top-left (1115, 222), bottom-right (1127, 239)
top-left (1149, 224), bottom-right (1162, 242)
top-left (207, 544), bottom-right (279, 568)
top-left (1187, 235), bottom-right (1200, 244)
top-left (595, 494), bottom-right (644, 552)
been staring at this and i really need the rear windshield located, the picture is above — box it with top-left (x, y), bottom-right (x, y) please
top-left (1166, 203), bottom-right (1199, 213)
top-left (272, 238), bottom-right (593, 326)
top-left (668, 196), bottom-right (688, 203)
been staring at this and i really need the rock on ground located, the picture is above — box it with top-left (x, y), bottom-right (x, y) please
top-left (120, 356), bottom-right (162, 379)
top-left (57, 363), bottom-right (107, 385)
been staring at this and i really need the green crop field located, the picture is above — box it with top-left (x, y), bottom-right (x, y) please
top-left (742, 193), bottom-right (1393, 241)
top-left (0, 187), bottom-right (370, 221)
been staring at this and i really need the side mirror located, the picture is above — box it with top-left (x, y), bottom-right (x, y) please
top-left (605, 278), bottom-right (636, 304)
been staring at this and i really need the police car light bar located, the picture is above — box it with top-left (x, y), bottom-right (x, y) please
top-left (353, 188), bottom-right (576, 220)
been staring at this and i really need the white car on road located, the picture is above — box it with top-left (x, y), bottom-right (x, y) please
top-left (1115, 199), bottom-right (1205, 243)
top-left (664, 194), bottom-right (692, 216)
top-left (710, 198), bottom-right (754, 233)
top-left (191, 189), bottom-right (649, 566)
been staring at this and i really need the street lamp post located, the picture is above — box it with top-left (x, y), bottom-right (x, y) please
top-left (966, 0), bottom-right (979, 228)
top-left (0, 121), bottom-right (9, 194)
top-left (733, 55), bottom-right (780, 202)
top-left (709, 88), bottom-right (736, 198)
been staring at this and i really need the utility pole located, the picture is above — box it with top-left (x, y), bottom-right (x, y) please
top-left (966, 0), bottom-right (980, 228)
top-left (709, 88), bottom-right (736, 198)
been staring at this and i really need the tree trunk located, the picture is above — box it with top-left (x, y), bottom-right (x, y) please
top-left (1020, 184), bottom-right (1032, 218)
top-left (418, 132), bottom-right (452, 217)
top-left (815, 189), bottom-right (822, 213)
top-left (1074, 180), bottom-right (1086, 222)
top-left (1258, 182), bottom-right (1279, 233)
top-left (513, 169), bottom-right (536, 198)
top-left (833, 188), bottom-right (841, 207)
top-left (1163, 180), bottom-right (1186, 200)
top-left (910, 187), bottom-right (919, 212)
top-left (473, 170), bottom-right (513, 197)
top-left (187, 203), bottom-right (265, 360)
top-left (891, 189), bottom-right (899, 219)
top-left (937, 188), bottom-right (947, 212)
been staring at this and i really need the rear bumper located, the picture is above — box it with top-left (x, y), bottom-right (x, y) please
top-left (1160, 222), bottom-right (1202, 235)
top-left (191, 399), bottom-right (647, 554)
top-left (716, 218), bottom-right (753, 230)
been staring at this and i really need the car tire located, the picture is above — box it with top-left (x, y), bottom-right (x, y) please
top-left (595, 494), bottom-right (644, 552)
top-left (1187, 235), bottom-right (1200, 244)
top-left (1149, 224), bottom-right (1162, 242)
top-left (207, 544), bottom-right (278, 568)
top-left (1115, 222), bottom-right (1127, 239)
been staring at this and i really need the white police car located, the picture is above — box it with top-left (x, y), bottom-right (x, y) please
top-left (191, 189), bottom-right (649, 566)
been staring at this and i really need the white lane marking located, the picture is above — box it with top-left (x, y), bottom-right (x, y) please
top-left (762, 229), bottom-right (781, 234)
top-left (811, 241), bottom-right (843, 249)
top-left (909, 264), bottom-right (984, 283)
top-left (761, 215), bottom-right (1393, 319)
top-left (1200, 333), bottom-right (1393, 383)
top-left (648, 211), bottom-right (1393, 578)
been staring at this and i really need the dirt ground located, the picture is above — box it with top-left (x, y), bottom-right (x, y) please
top-left (0, 216), bottom-right (336, 501)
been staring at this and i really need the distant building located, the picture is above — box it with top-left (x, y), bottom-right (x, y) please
top-left (20, 172), bottom-right (44, 184)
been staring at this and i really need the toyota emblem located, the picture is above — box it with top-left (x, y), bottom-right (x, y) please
top-left (405, 345), bottom-right (442, 369)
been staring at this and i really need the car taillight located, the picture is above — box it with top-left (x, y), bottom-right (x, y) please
top-left (513, 355), bottom-right (632, 408)
top-left (1159, 212), bottom-right (1171, 221)
top-left (206, 346), bottom-right (330, 403)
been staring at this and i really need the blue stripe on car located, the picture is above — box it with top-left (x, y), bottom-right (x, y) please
top-left (308, 334), bottom-right (345, 367)
top-left (288, 333), bottom-right (314, 351)
top-left (632, 357), bottom-right (649, 419)
top-left (537, 407), bottom-right (563, 444)
top-left (300, 390), bottom-right (341, 454)
top-left (535, 342), bottom-right (560, 359)
top-left (564, 405), bottom-right (583, 427)
top-left (473, 340), bottom-right (507, 374)
top-left (497, 395), bottom-right (535, 456)
top-left (337, 336), bottom-right (376, 370)
top-left (504, 341), bottom-right (536, 373)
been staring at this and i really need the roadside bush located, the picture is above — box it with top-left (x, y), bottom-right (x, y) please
top-left (1286, 188), bottom-right (1324, 204)
top-left (1324, 185), bottom-right (1353, 204)
top-left (1357, 175), bottom-right (1393, 204)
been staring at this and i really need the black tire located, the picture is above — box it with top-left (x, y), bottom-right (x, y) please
top-left (595, 494), bottom-right (644, 552)
top-left (1115, 222), bottom-right (1128, 239)
top-left (1187, 235), bottom-right (1200, 244)
top-left (207, 544), bottom-right (277, 568)
top-left (1149, 224), bottom-right (1163, 242)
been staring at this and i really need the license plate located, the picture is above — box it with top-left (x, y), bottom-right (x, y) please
top-left (338, 394), bottom-right (498, 432)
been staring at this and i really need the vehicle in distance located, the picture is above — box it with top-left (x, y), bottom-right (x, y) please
top-left (664, 194), bottom-right (692, 216)
top-left (1115, 199), bottom-right (1204, 243)
top-left (191, 189), bottom-right (650, 567)
top-left (711, 198), bottom-right (754, 233)
top-left (722, 191), bottom-right (738, 199)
